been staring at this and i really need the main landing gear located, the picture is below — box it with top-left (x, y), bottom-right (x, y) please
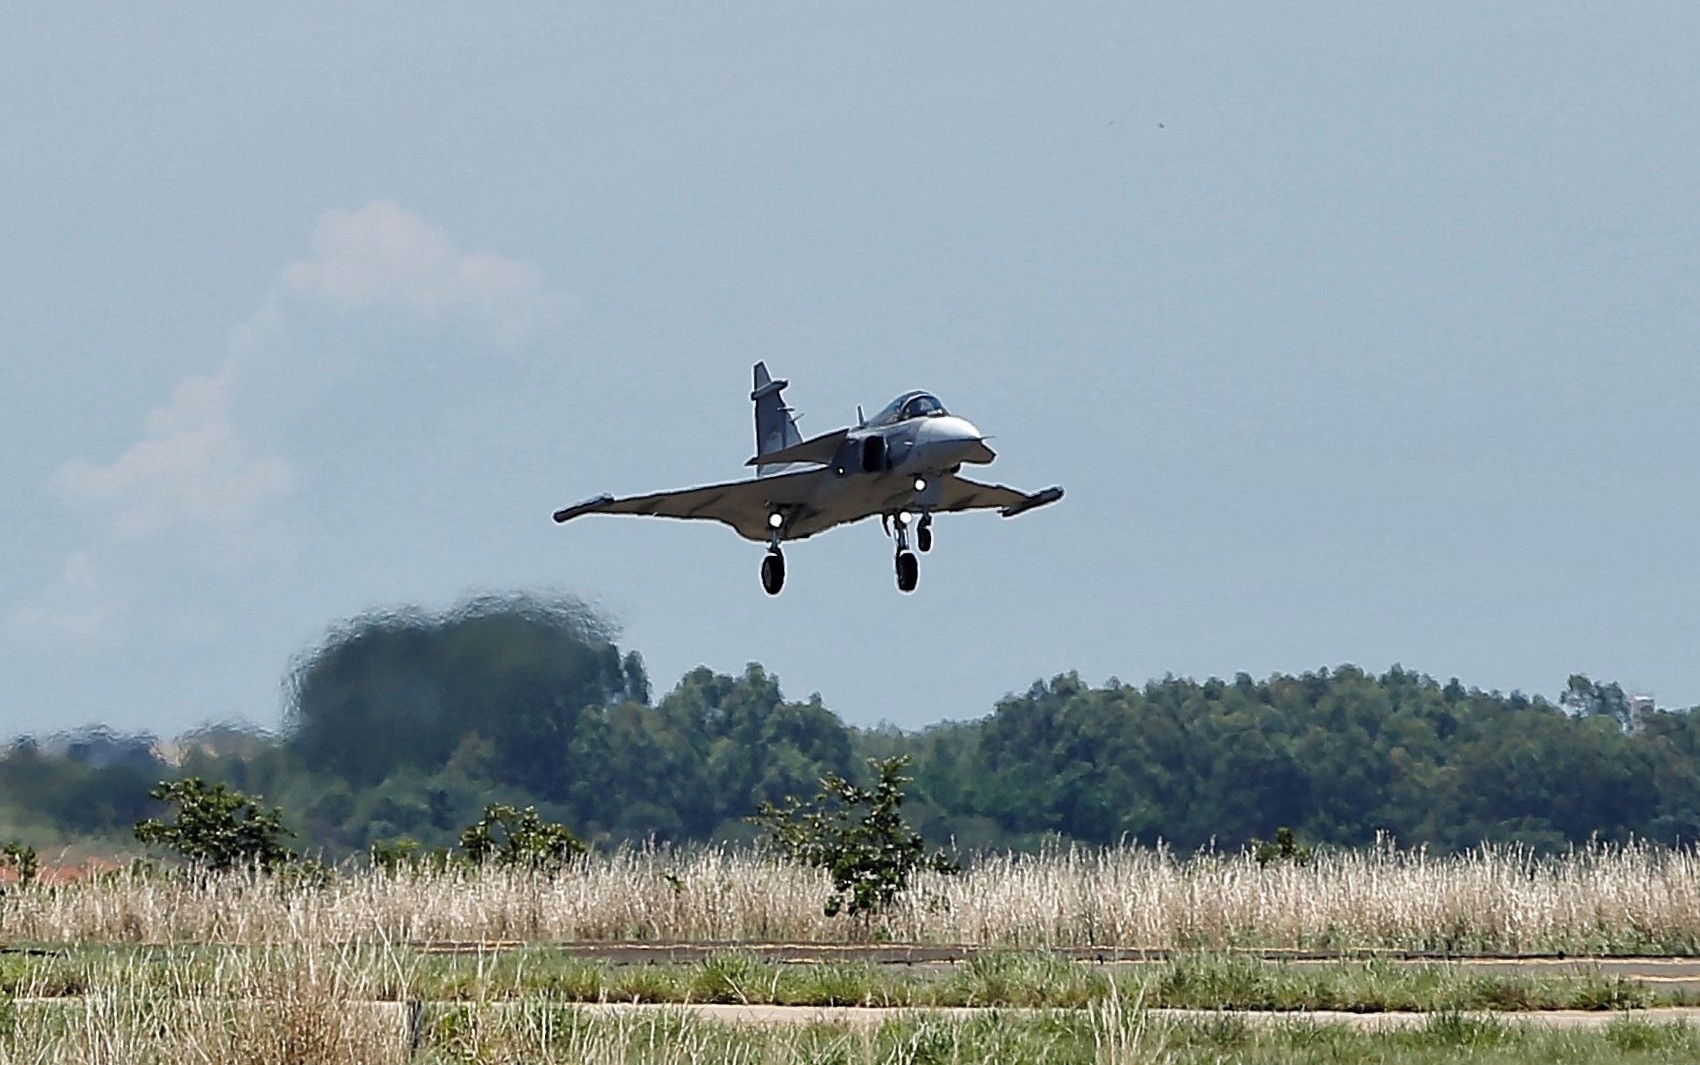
top-left (761, 511), bottom-right (932, 596)
top-left (761, 549), bottom-right (785, 595)
top-left (895, 549), bottom-right (918, 593)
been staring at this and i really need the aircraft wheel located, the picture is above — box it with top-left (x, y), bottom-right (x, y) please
top-left (895, 550), bottom-right (919, 593)
top-left (761, 550), bottom-right (785, 596)
top-left (917, 522), bottom-right (933, 553)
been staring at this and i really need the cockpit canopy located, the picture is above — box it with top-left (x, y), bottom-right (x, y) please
top-left (869, 390), bottom-right (948, 426)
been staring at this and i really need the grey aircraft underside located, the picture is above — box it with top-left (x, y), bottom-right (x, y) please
top-left (552, 362), bottom-right (1063, 594)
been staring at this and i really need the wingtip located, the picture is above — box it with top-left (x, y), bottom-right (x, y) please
top-left (999, 486), bottom-right (1064, 518)
top-left (553, 493), bottom-right (615, 523)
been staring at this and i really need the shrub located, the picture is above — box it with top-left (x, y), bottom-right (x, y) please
top-left (458, 804), bottom-right (584, 874)
top-left (369, 836), bottom-right (462, 874)
top-left (133, 778), bottom-right (295, 873)
top-left (0, 841), bottom-right (37, 886)
top-left (750, 755), bottom-right (959, 918)
top-left (1251, 826), bottom-right (1314, 866)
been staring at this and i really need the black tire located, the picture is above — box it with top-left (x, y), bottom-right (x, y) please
top-left (761, 551), bottom-right (785, 595)
top-left (917, 523), bottom-right (933, 553)
top-left (895, 550), bottom-right (919, 593)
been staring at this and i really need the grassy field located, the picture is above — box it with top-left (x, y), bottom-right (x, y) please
top-left (9, 986), bottom-right (1700, 1064)
top-left (11, 842), bottom-right (1700, 1061)
top-left (3, 945), bottom-right (1697, 1062)
top-left (0, 947), bottom-right (1676, 1012)
top-left (407, 1011), bottom-right (1700, 1065)
top-left (8, 840), bottom-right (1700, 954)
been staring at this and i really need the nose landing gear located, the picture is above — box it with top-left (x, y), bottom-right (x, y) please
top-left (916, 514), bottom-right (933, 553)
top-left (889, 512), bottom-right (921, 593)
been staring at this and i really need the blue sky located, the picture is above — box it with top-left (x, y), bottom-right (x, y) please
top-left (3, 4), bottom-right (1698, 737)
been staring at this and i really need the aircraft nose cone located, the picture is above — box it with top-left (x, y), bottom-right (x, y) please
top-left (920, 415), bottom-right (981, 445)
top-left (917, 416), bottom-right (993, 465)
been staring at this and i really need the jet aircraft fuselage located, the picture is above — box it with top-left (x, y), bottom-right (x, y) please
top-left (553, 364), bottom-right (1062, 594)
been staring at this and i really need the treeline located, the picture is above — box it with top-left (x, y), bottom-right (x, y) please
top-left (909, 669), bottom-right (1697, 852)
top-left (2, 594), bottom-right (1696, 856)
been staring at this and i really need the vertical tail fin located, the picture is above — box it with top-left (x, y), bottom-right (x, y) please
top-left (751, 362), bottom-right (803, 475)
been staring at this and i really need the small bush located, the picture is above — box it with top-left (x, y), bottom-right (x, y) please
top-left (459, 804), bottom-right (585, 874)
top-left (750, 755), bottom-right (959, 919)
top-left (0, 842), bottom-right (38, 886)
top-left (369, 836), bottom-right (463, 875)
top-left (133, 778), bottom-right (295, 873)
top-left (1250, 826), bottom-right (1313, 866)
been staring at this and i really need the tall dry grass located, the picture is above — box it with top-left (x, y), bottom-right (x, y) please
top-left (1, 946), bottom-right (1174, 1065)
top-left (2, 944), bottom-right (412, 1065)
top-left (6, 840), bottom-right (1700, 954)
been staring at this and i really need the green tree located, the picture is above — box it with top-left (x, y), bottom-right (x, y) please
top-left (133, 778), bottom-right (295, 872)
top-left (751, 755), bottom-right (959, 919)
top-left (660, 664), bottom-right (854, 837)
top-left (459, 803), bottom-right (585, 874)
top-left (285, 595), bottom-right (629, 789)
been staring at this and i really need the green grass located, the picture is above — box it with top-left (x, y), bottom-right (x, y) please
top-left (1150, 954), bottom-right (1655, 1012)
top-left (415, 1008), bottom-right (1700, 1064)
top-left (408, 949), bottom-right (1676, 1012)
top-left (1168, 1015), bottom-right (1700, 1065)
top-left (12, 977), bottom-right (1700, 1062)
top-left (0, 947), bottom-right (1686, 1013)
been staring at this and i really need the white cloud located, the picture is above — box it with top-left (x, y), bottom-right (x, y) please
top-left (8, 372), bottom-right (297, 645)
top-left (55, 370), bottom-right (295, 544)
top-left (282, 201), bottom-right (567, 342)
top-left (11, 201), bottom-right (567, 648)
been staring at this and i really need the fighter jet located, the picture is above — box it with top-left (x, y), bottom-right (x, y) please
top-left (552, 363), bottom-right (1063, 594)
